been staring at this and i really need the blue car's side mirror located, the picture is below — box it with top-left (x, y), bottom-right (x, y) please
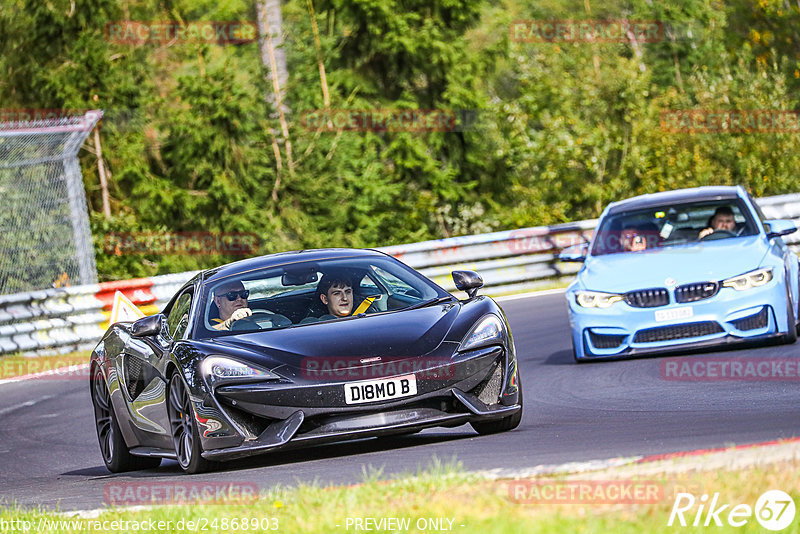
top-left (558, 243), bottom-right (588, 263)
top-left (764, 219), bottom-right (798, 239)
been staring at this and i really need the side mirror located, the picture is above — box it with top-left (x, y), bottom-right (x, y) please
top-left (764, 219), bottom-right (798, 239)
top-left (558, 243), bottom-right (589, 262)
top-left (132, 314), bottom-right (165, 337)
top-left (452, 270), bottom-right (483, 299)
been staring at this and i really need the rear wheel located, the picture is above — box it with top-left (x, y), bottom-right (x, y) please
top-left (91, 365), bottom-right (161, 472)
top-left (470, 375), bottom-right (524, 435)
top-left (168, 373), bottom-right (214, 474)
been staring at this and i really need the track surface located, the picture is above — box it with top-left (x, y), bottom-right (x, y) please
top-left (2, 291), bottom-right (799, 511)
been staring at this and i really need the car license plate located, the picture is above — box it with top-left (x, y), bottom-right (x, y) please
top-left (655, 307), bottom-right (693, 322)
top-left (344, 374), bottom-right (417, 405)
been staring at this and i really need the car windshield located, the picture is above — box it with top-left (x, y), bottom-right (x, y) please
top-left (195, 255), bottom-right (448, 337)
top-left (591, 199), bottom-right (758, 256)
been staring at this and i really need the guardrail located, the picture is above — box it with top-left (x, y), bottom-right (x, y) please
top-left (2, 194), bottom-right (800, 356)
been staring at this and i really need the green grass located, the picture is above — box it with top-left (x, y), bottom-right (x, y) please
top-left (2, 455), bottom-right (799, 533)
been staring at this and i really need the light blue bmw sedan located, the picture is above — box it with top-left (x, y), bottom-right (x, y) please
top-left (559, 186), bottom-right (799, 361)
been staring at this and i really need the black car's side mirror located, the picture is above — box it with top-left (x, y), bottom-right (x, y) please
top-left (452, 270), bottom-right (484, 299)
top-left (132, 314), bottom-right (165, 337)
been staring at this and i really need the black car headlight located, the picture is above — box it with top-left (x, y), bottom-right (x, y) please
top-left (574, 290), bottom-right (624, 308)
top-left (459, 314), bottom-right (504, 351)
top-left (722, 268), bottom-right (773, 291)
top-left (200, 356), bottom-right (279, 387)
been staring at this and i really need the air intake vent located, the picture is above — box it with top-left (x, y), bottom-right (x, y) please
top-left (730, 307), bottom-right (769, 331)
top-left (633, 321), bottom-right (724, 343)
top-left (588, 331), bottom-right (626, 349)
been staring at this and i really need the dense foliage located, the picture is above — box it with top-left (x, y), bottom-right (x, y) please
top-left (1, 0), bottom-right (799, 280)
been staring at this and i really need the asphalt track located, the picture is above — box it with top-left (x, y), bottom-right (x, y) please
top-left (2, 291), bottom-right (800, 512)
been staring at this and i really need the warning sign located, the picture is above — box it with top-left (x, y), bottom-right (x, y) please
top-left (109, 290), bottom-right (146, 324)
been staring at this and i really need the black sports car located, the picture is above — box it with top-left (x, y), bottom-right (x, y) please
top-left (90, 249), bottom-right (523, 473)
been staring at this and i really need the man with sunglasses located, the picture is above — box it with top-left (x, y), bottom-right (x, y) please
top-left (212, 280), bottom-right (253, 330)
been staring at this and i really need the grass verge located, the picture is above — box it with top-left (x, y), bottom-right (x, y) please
top-left (1, 455), bottom-right (798, 533)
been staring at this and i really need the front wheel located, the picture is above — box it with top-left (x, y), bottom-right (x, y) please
top-left (168, 373), bottom-right (214, 474)
top-left (470, 375), bottom-right (524, 435)
top-left (783, 287), bottom-right (797, 344)
top-left (91, 364), bottom-right (161, 472)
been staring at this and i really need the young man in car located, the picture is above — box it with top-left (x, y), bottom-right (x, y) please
top-left (699, 206), bottom-right (736, 239)
top-left (211, 280), bottom-right (252, 330)
top-left (318, 274), bottom-right (354, 318)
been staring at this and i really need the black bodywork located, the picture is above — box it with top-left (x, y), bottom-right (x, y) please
top-left (90, 249), bottom-right (522, 473)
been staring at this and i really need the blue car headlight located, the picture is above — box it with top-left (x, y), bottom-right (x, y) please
top-left (722, 268), bottom-right (773, 291)
top-left (201, 356), bottom-right (278, 387)
top-left (575, 290), bottom-right (624, 308)
top-left (459, 314), bottom-right (504, 351)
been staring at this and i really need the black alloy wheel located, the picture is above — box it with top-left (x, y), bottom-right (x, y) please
top-left (168, 373), bottom-right (212, 474)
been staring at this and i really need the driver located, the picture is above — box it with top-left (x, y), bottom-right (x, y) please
top-left (211, 280), bottom-right (252, 330)
top-left (699, 206), bottom-right (736, 239)
top-left (318, 274), bottom-right (354, 318)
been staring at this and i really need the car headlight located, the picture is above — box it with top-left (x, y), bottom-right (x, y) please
top-left (201, 356), bottom-right (278, 386)
top-left (459, 314), bottom-right (504, 351)
top-left (575, 291), bottom-right (624, 308)
top-left (722, 268), bottom-right (773, 291)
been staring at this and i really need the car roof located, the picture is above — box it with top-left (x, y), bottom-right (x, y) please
top-left (202, 248), bottom-right (388, 284)
top-left (605, 186), bottom-right (746, 215)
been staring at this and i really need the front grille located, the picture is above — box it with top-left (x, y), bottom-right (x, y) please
top-left (633, 321), bottom-right (724, 343)
top-left (588, 331), bottom-right (626, 349)
top-left (730, 307), bottom-right (769, 331)
top-left (625, 288), bottom-right (669, 308)
top-left (675, 281), bottom-right (719, 303)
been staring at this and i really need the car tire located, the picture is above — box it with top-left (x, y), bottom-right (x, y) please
top-left (168, 373), bottom-right (214, 474)
top-left (470, 375), bottom-right (523, 435)
top-left (783, 287), bottom-right (798, 344)
top-left (91, 364), bottom-right (161, 473)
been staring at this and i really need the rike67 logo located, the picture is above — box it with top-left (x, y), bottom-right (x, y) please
top-left (668, 490), bottom-right (796, 531)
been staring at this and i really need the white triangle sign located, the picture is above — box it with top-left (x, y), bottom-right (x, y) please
top-left (109, 290), bottom-right (146, 324)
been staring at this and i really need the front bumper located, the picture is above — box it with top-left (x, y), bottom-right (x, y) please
top-left (190, 345), bottom-right (520, 460)
top-left (568, 279), bottom-right (789, 360)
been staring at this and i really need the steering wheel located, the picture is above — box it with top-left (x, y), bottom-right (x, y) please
top-left (700, 229), bottom-right (737, 241)
top-left (230, 311), bottom-right (292, 331)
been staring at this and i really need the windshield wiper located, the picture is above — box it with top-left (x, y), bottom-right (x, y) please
top-left (406, 296), bottom-right (455, 310)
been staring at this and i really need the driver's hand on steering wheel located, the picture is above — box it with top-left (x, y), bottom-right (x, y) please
top-left (698, 227), bottom-right (714, 239)
top-left (223, 307), bottom-right (252, 329)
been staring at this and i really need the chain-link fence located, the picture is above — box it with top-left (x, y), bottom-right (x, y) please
top-left (0, 110), bottom-right (101, 295)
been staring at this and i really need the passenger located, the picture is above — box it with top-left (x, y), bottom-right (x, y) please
top-left (699, 206), bottom-right (736, 239)
top-left (211, 280), bottom-right (252, 330)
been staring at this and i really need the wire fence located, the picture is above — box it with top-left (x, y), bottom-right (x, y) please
top-left (0, 111), bottom-right (101, 295)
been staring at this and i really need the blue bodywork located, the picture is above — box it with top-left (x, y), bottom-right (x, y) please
top-left (565, 186), bottom-right (800, 360)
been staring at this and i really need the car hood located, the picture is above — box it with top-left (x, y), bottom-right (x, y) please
top-left (201, 303), bottom-right (461, 367)
top-left (579, 236), bottom-right (771, 293)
